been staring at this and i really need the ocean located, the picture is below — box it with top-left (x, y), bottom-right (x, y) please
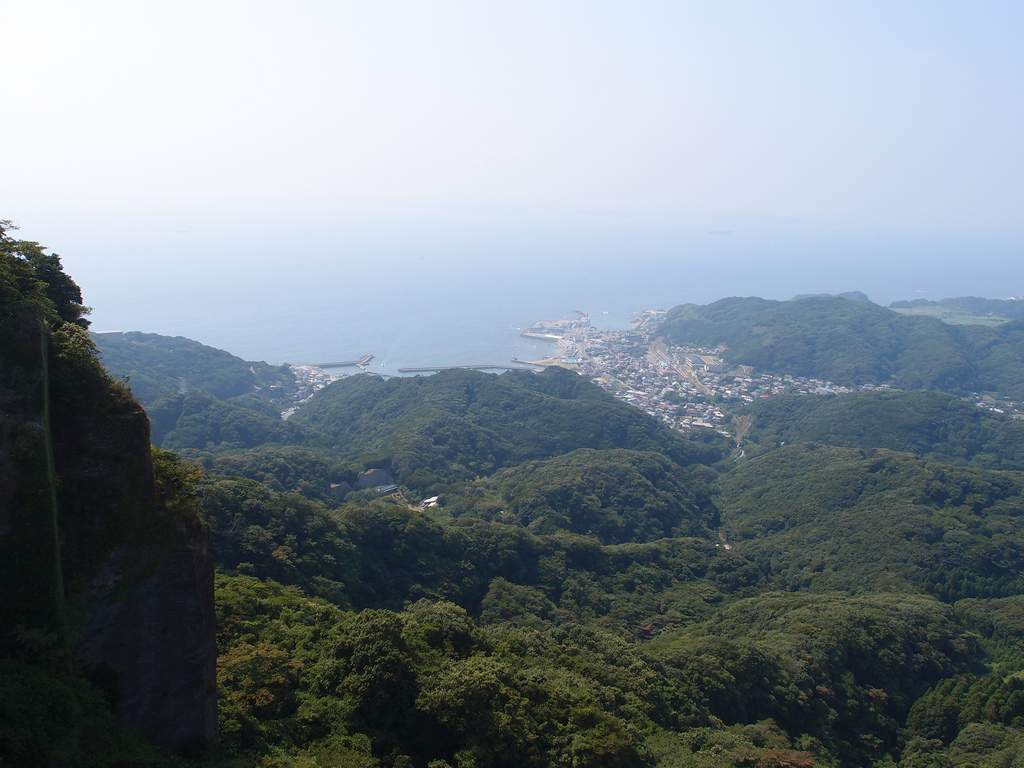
top-left (72, 210), bottom-right (1024, 370)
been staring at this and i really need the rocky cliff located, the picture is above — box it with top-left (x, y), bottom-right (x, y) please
top-left (0, 227), bottom-right (216, 754)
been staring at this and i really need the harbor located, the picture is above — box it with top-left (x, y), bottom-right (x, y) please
top-left (291, 311), bottom-right (598, 384)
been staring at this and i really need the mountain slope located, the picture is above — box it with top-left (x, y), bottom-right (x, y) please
top-left (717, 444), bottom-right (1024, 599)
top-left (92, 330), bottom-right (296, 406)
top-left (740, 390), bottom-right (1024, 470)
top-left (443, 448), bottom-right (719, 544)
top-left (659, 295), bottom-right (1024, 396)
top-left (290, 367), bottom-right (724, 493)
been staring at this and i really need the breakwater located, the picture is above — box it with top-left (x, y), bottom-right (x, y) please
top-left (314, 354), bottom-right (373, 367)
top-left (397, 363), bottom-right (542, 373)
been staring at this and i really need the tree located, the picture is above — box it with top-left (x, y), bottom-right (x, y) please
top-left (0, 220), bottom-right (90, 327)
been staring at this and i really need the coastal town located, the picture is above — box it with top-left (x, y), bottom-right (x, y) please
top-left (515, 309), bottom-right (1023, 441)
top-left (280, 363), bottom-right (351, 419)
top-left (517, 310), bottom-right (894, 443)
top-left (285, 310), bottom-right (1023, 438)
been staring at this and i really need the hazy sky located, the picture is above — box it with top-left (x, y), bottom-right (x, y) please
top-left (3, 1), bottom-right (1023, 336)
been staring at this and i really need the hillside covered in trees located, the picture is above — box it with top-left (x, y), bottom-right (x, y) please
top-left (7, 231), bottom-right (1024, 767)
top-left (659, 295), bottom-right (1024, 397)
top-left (737, 390), bottom-right (1024, 469)
top-left (890, 295), bottom-right (1024, 320)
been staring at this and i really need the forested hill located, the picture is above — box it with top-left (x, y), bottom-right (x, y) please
top-left (739, 390), bottom-right (1024, 469)
top-left (716, 443), bottom-right (1024, 599)
top-left (441, 448), bottom-right (720, 543)
top-left (92, 331), bottom-right (318, 452)
top-left (289, 366), bottom-right (725, 493)
top-left (92, 330), bottom-right (296, 406)
top-left (659, 295), bottom-right (1024, 397)
top-left (891, 295), bottom-right (1024, 319)
top-left (16, 217), bottom-right (1024, 767)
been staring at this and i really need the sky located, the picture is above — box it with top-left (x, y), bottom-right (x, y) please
top-left (3, 1), bottom-right (1024, 344)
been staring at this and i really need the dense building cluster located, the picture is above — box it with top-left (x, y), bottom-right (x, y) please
top-left (283, 312), bottom-right (1024, 432)
top-left (282, 364), bottom-right (348, 418)
top-left (581, 316), bottom-right (1024, 435)
top-left (580, 318), bottom-right (894, 439)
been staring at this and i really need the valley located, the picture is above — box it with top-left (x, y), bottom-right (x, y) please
top-left (4, 234), bottom-right (1024, 768)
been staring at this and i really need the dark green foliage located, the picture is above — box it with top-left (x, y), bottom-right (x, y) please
top-left (958, 318), bottom-right (1024, 401)
top-left (199, 475), bottom-right (361, 606)
top-left (662, 296), bottom-right (909, 384)
top-left (89, 331), bottom-right (318, 465)
top-left (1, 236), bottom-right (56, 323)
top-left (205, 445), bottom-right (352, 503)
top-left (502, 365), bottom-right (614, 400)
top-left (291, 368), bottom-right (722, 494)
top-left (717, 444), bottom-right (1024, 599)
top-left (740, 390), bottom-right (1024, 470)
top-left (892, 295), bottom-right (1024, 320)
top-left (660, 295), bottom-right (1024, 397)
top-left (955, 596), bottom-right (1024, 670)
top-left (147, 388), bottom-right (313, 451)
top-left (0, 657), bottom-right (172, 767)
top-left (91, 330), bottom-right (296, 406)
top-left (333, 501), bottom-right (469, 610)
top-left (212, 575), bottom-right (989, 768)
top-left (196, 468), bottom-right (763, 636)
top-left (900, 722), bottom-right (1024, 767)
top-left (23, 250), bottom-right (90, 328)
top-left (444, 448), bottom-right (719, 543)
top-left (215, 576), bottom-right (658, 767)
top-left (0, 222), bottom-right (89, 328)
top-left (908, 673), bottom-right (1024, 744)
top-left (653, 592), bottom-right (978, 765)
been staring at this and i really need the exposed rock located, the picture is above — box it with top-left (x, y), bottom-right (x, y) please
top-left (1, 243), bottom-right (217, 752)
top-left (77, 509), bottom-right (217, 750)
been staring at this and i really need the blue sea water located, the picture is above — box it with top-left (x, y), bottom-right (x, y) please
top-left (73, 210), bottom-right (1024, 369)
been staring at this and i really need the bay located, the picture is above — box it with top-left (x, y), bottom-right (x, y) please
top-left (75, 210), bottom-right (1024, 369)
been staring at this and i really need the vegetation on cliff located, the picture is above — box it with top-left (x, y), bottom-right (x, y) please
top-left (9, 222), bottom-right (1024, 767)
top-left (1, 223), bottom-right (216, 764)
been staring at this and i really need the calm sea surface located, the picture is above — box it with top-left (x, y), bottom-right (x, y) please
top-left (76, 213), bottom-right (1023, 369)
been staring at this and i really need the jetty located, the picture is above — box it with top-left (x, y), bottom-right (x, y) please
top-left (313, 354), bottom-right (373, 367)
top-left (397, 363), bottom-right (542, 373)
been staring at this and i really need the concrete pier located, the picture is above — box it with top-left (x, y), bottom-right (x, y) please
top-left (396, 363), bottom-right (542, 373)
top-left (315, 354), bottom-right (373, 367)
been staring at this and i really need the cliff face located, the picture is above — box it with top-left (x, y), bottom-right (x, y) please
top-left (52, 386), bottom-right (218, 751)
top-left (0, 235), bottom-right (216, 753)
top-left (0, 313), bottom-right (66, 646)
top-left (75, 503), bottom-right (217, 749)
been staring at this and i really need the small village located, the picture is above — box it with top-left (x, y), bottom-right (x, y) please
top-left (553, 310), bottom-right (1023, 442)
top-left (579, 319), bottom-right (888, 441)
top-left (283, 312), bottom-right (1024, 437)
top-left (280, 364), bottom-right (350, 419)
